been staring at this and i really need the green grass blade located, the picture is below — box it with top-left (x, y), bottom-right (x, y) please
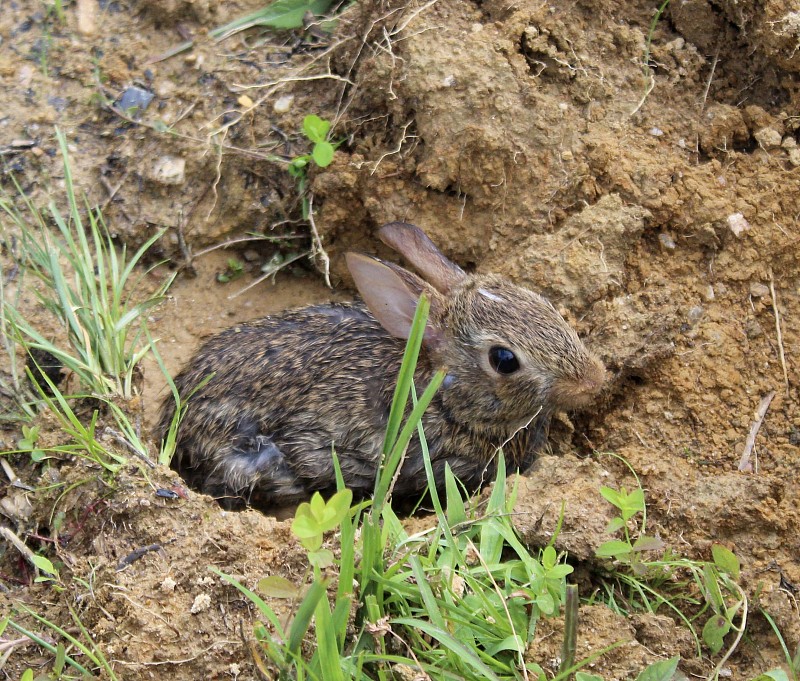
top-left (390, 617), bottom-right (503, 681)
top-left (374, 370), bottom-right (444, 507)
top-left (210, 568), bottom-right (287, 638)
top-left (408, 555), bottom-right (446, 630)
top-left (68, 603), bottom-right (119, 681)
top-left (210, 0), bottom-right (335, 39)
top-left (15, 604), bottom-right (103, 669)
top-left (287, 579), bottom-right (327, 655)
top-left (311, 591), bottom-right (343, 681)
top-left (380, 294), bottom-right (430, 463)
top-left (6, 618), bottom-right (93, 677)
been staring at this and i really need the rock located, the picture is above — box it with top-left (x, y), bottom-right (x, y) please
top-left (273, 95), bottom-right (294, 113)
top-left (658, 232), bottom-right (676, 250)
top-left (148, 155), bottom-right (186, 186)
top-left (511, 454), bottom-right (617, 561)
top-left (754, 127), bottom-right (783, 149)
top-left (513, 194), bottom-right (650, 308)
top-left (77, 0), bottom-right (97, 36)
top-left (190, 592), bottom-right (212, 614)
top-left (749, 282), bottom-right (770, 298)
top-left (116, 86), bottom-right (154, 117)
top-left (727, 213), bottom-right (750, 237)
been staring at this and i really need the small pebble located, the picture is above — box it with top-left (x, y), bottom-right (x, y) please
top-left (782, 136), bottom-right (797, 149)
top-left (687, 306), bottom-right (704, 324)
top-left (749, 282), bottom-right (770, 298)
top-left (190, 593), bottom-right (212, 614)
top-left (116, 86), bottom-right (154, 116)
top-left (703, 285), bottom-right (715, 301)
top-left (658, 232), bottom-right (676, 250)
top-left (149, 155), bottom-right (186, 186)
top-left (745, 319), bottom-right (764, 338)
top-left (788, 148), bottom-right (800, 167)
top-left (160, 576), bottom-right (177, 592)
top-left (442, 74), bottom-right (456, 87)
top-left (649, 127), bottom-right (664, 137)
top-left (156, 80), bottom-right (177, 98)
top-left (754, 127), bottom-right (782, 149)
top-left (273, 94), bottom-right (294, 113)
top-left (77, 0), bottom-right (97, 35)
top-left (727, 213), bottom-right (749, 237)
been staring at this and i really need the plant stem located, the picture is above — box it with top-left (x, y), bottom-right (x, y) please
top-left (561, 584), bottom-right (579, 677)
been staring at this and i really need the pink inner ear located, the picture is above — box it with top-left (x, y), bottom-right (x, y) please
top-left (346, 253), bottom-right (445, 349)
top-left (378, 222), bottom-right (466, 294)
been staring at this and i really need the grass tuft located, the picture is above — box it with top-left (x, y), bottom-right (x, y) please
top-left (0, 128), bottom-right (174, 402)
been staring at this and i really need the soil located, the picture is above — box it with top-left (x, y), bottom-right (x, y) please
top-left (1, 0), bottom-right (799, 679)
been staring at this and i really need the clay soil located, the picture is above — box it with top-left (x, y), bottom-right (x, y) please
top-left (1, 0), bottom-right (799, 679)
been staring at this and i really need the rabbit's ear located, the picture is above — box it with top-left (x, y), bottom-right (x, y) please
top-left (346, 252), bottom-right (445, 349)
top-left (377, 222), bottom-right (466, 294)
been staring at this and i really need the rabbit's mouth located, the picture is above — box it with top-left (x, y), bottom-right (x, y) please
top-left (550, 357), bottom-right (607, 410)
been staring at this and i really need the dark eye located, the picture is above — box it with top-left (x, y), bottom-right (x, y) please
top-left (488, 346), bottom-right (520, 375)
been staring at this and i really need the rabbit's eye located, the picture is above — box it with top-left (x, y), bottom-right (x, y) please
top-left (489, 346), bottom-right (520, 375)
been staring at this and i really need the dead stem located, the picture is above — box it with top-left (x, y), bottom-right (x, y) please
top-left (0, 526), bottom-right (47, 578)
top-left (307, 194), bottom-right (332, 289)
top-left (738, 391), bottom-right (776, 472)
top-left (699, 45), bottom-right (721, 114)
top-left (769, 270), bottom-right (790, 396)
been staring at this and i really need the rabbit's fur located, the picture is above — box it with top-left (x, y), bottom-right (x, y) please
top-left (157, 223), bottom-right (606, 509)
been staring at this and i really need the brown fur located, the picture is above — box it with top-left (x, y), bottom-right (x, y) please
top-left (156, 223), bottom-right (606, 510)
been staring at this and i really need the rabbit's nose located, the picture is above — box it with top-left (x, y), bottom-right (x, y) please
top-left (550, 356), bottom-right (607, 410)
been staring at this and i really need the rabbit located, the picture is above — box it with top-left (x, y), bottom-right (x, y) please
top-left (156, 222), bottom-right (607, 510)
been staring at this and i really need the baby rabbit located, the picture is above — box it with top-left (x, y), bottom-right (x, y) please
top-left (157, 222), bottom-right (606, 510)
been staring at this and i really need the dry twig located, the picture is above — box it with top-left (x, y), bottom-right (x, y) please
top-left (769, 271), bottom-right (790, 396)
top-left (307, 194), bottom-right (332, 289)
top-left (0, 526), bottom-right (49, 577)
top-left (738, 391), bottom-right (776, 472)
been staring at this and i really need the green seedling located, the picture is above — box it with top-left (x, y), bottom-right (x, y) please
top-left (288, 114), bottom-right (339, 219)
top-left (291, 488), bottom-right (354, 569)
top-left (595, 468), bottom-right (749, 665)
top-left (596, 484), bottom-right (665, 572)
top-left (31, 554), bottom-right (60, 585)
top-left (17, 424), bottom-right (47, 462)
top-left (216, 257), bottom-right (246, 283)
